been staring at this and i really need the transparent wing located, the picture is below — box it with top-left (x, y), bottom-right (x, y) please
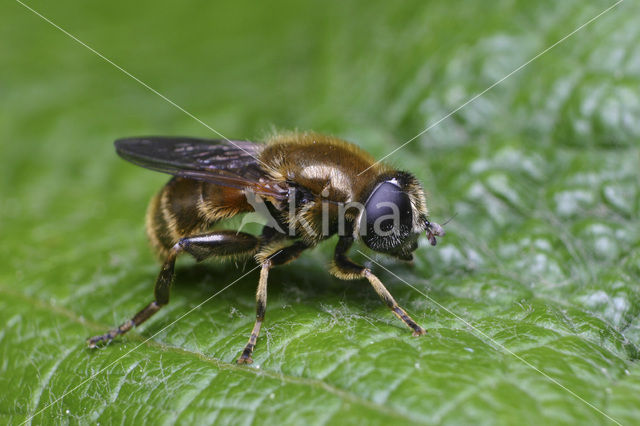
top-left (114, 136), bottom-right (287, 200)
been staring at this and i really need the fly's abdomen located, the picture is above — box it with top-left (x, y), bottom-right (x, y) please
top-left (146, 177), bottom-right (253, 258)
top-left (146, 177), bottom-right (204, 257)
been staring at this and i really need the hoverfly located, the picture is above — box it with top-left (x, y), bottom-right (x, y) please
top-left (87, 132), bottom-right (445, 364)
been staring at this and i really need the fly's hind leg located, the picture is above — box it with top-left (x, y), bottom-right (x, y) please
top-left (87, 231), bottom-right (259, 348)
top-left (331, 236), bottom-right (426, 336)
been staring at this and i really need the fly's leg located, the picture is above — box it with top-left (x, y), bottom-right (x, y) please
top-left (87, 248), bottom-right (178, 347)
top-left (362, 270), bottom-right (425, 336)
top-left (237, 241), bottom-right (309, 364)
top-left (87, 231), bottom-right (259, 348)
top-left (330, 236), bottom-right (426, 336)
top-left (236, 260), bottom-right (270, 364)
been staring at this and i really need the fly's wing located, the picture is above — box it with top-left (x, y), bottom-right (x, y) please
top-left (114, 136), bottom-right (287, 200)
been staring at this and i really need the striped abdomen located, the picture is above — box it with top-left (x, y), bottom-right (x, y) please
top-left (146, 177), bottom-right (253, 258)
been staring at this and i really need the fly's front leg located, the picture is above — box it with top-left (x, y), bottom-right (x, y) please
top-left (237, 240), bottom-right (309, 364)
top-left (87, 231), bottom-right (259, 348)
top-left (362, 269), bottom-right (425, 336)
top-left (331, 236), bottom-right (426, 336)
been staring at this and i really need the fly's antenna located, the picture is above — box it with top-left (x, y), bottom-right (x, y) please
top-left (441, 212), bottom-right (458, 227)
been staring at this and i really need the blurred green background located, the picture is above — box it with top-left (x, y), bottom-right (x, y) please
top-left (1, 0), bottom-right (639, 424)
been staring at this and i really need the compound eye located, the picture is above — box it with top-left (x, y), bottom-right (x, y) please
top-left (364, 181), bottom-right (413, 237)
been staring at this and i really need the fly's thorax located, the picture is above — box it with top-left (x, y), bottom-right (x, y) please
top-left (259, 132), bottom-right (391, 201)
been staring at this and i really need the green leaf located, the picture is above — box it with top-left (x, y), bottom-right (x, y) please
top-left (1, 0), bottom-right (639, 424)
